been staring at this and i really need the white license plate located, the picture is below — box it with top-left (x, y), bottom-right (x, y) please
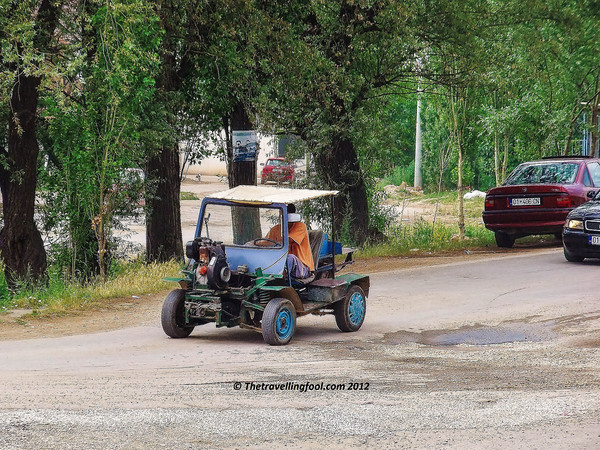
top-left (589, 236), bottom-right (600, 246)
top-left (510, 197), bottom-right (541, 207)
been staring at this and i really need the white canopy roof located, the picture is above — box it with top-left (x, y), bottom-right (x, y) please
top-left (209, 185), bottom-right (339, 204)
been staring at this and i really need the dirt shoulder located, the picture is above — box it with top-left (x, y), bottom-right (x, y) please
top-left (0, 244), bottom-right (560, 341)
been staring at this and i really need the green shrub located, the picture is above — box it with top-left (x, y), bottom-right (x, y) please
top-left (180, 191), bottom-right (199, 201)
top-left (382, 161), bottom-right (415, 186)
top-left (359, 221), bottom-right (495, 258)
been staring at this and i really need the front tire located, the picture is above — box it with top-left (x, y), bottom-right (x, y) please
top-left (563, 247), bottom-right (584, 262)
top-left (334, 285), bottom-right (366, 332)
top-left (495, 232), bottom-right (515, 248)
top-left (262, 298), bottom-right (296, 345)
top-left (161, 289), bottom-right (194, 338)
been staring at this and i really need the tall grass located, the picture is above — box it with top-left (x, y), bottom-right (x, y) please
top-left (359, 221), bottom-right (495, 258)
top-left (0, 259), bottom-right (181, 315)
top-left (382, 161), bottom-right (415, 186)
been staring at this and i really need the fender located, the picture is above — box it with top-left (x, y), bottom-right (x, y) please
top-left (336, 273), bottom-right (370, 297)
top-left (259, 286), bottom-right (304, 313)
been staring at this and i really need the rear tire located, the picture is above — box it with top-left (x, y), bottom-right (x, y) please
top-left (495, 232), bottom-right (515, 248)
top-left (334, 285), bottom-right (366, 332)
top-left (563, 247), bottom-right (584, 262)
top-left (161, 289), bottom-right (194, 338)
top-left (262, 298), bottom-right (296, 345)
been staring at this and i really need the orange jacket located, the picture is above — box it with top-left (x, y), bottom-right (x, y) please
top-left (267, 222), bottom-right (314, 271)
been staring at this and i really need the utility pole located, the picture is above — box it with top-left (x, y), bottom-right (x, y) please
top-left (414, 86), bottom-right (423, 189)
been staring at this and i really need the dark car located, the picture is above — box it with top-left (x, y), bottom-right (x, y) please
top-left (482, 157), bottom-right (600, 248)
top-left (260, 157), bottom-right (294, 184)
top-left (562, 191), bottom-right (600, 261)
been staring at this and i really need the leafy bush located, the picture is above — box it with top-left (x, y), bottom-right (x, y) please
top-left (382, 161), bottom-right (415, 186)
top-left (359, 221), bottom-right (495, 258)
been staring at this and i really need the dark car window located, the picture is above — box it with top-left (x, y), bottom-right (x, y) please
top-left (583, 167), bottom-right (592, 187)
top-left (503, 162), bottom-right (579, 185)
top-left (587, 162), bottom-right (600, 186)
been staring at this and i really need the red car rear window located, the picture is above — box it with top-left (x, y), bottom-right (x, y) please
top-left (266, 159), bottom-right (288, 167)
top-left (503, 162), bottom-right (579, 185)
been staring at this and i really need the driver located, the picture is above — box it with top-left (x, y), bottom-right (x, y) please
top-left (265, 204), bottom-right (314, 279)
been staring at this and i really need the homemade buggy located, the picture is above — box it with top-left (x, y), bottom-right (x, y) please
top-left (161, 185), bottom-right (370, 345)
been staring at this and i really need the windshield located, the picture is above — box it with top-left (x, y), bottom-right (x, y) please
top-left (503, 162), bottom-right (579, 185)
top-left (199, 203), bottom-right (283, 247)
top-left (267, 159), bottom-right (289, 167)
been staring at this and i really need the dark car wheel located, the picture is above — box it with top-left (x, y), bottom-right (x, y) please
top-left (495, 232), bottom-right (515, 248)
top-left (262, 298), bottom-right (296, 346)
top-left (563, 247), bottom-right (584, 262)
top-left (334, 285), bottom-right (366, 332)
top-left (161, 289), bottom-right (195, 338)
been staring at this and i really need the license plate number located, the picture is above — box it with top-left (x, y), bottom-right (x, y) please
top-left (510, 197), bottom-right (541, 207)
top-left (589, 236), bottom-right (600, 246)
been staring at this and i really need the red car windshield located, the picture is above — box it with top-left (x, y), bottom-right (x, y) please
top-left (503, 162), bottom-right (579, 185)
top-left (266, 159), bottom-right (289, 167)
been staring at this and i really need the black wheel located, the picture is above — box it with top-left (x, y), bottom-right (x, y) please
top-left (563, 247), bottom-right (584, 262)
top-left (161, 289), bottom-right (194, 338)
top-left (495, 232), bottom-right (515, 248)
top-left (334, 285), bottom-right (366, 332)
top-left (554, 232), bottom-right (563, 241)
top-left (262, 298), bottom-right (296, 345)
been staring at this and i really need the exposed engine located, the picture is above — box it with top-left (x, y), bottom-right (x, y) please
top-left (186, 237), bottom-right (231, 290)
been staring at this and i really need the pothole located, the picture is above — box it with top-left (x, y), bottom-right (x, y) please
top-left (385, 321), bottom-right (557, 346)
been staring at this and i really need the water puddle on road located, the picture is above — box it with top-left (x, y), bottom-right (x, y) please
top-left (385, 321), bottom-right (558, 347)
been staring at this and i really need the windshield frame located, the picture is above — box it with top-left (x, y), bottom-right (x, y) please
top-left (195, 199), bottom-right (288, 249)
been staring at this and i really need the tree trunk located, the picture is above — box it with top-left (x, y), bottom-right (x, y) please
top-left (0, 74), bottom-right (48, 286)
top-left (591, 94), bottom-right (599, 159)
top-left (228, 101), bottom-right (257, 188)
top-left (0, 0), bottom-right (59, 286)
top-left (315, 135), bottom-right (371, 245)
top-left (494, 132), bottom-right (500, 186)
top-left (457, 140), bottom-right (465, 240)
top-left (146, 142), bottom-right (183, 262)
top-left (450, 85), bottom-right (466, 240)
top-left (502, 135), bottom-right (509, 182)
top-left (228, 102), bottom-right (260, 244)
top-left (145, 6), bottom-right (184, 263)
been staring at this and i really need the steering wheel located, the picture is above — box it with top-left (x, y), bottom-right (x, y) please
top-left (253, 238), bottom-right (280, 247)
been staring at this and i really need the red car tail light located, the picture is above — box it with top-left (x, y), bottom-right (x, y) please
top-left (484, 196), bottom-right (494, 209)
top-left (556, 195), bottom-right (572, 208)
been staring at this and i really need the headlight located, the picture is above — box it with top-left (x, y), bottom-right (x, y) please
top-left (566, 219), bottom-right (584, 230)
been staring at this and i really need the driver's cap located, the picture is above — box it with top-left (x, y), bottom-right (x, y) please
top-left (288, 213), bottom-right (301, 223)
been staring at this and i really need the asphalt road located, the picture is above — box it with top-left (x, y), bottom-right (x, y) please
top-left (1, 248), bottom-right (599, 449)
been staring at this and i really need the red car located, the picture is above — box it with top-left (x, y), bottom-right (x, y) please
top-left (260, 157), bottom-right (294, 184)
top-left (482, 157), bottom-right (600, 247)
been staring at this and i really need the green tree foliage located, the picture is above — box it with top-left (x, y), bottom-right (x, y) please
top-left (40, 0), bottom-right (160, 280)
top-left (4, 0), bottom-right (600, 291)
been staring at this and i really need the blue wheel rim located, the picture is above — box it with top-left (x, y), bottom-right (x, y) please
top-left (276, 307), bottom-right (294, 339)
top-left (348, 292), bottom-right (365, 326)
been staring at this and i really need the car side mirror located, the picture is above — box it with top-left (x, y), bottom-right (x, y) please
top-left (587, 190), bottom-right (597, 199)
